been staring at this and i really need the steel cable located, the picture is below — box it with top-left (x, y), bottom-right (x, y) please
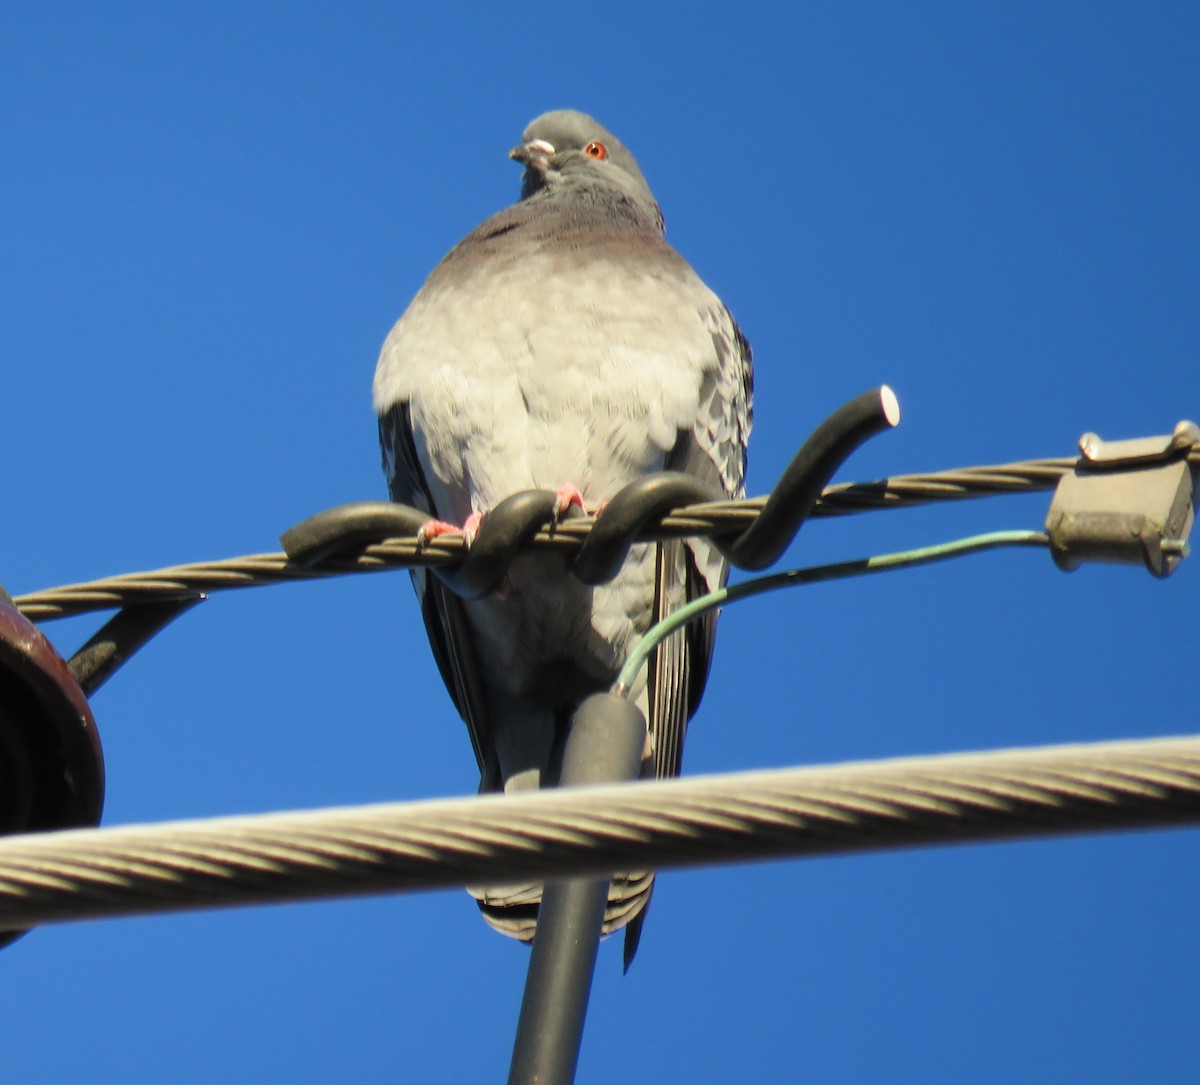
top-left (0, 734), bottom-right (1196, 931)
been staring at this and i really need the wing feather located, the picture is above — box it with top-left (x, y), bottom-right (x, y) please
top-left (378, 404), bottom-right (496, 783)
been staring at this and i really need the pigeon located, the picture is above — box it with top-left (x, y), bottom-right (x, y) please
top-left (372, 109), bottom-right (752, 961)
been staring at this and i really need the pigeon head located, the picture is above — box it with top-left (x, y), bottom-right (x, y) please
top-left (510, 109), bottom-right (664, 232)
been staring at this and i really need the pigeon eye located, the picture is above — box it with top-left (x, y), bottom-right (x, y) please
top-left (583, 141), bottom-right (608, 160)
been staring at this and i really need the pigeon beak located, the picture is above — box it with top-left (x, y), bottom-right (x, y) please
top-left (509, 138), bottom-right (556, 165)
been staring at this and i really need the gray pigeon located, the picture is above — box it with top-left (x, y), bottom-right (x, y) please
top-left (372, 109), bottom-right (752, 959)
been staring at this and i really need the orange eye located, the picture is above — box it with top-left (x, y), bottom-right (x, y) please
top-left (583, 141), bottom-right (608, 160)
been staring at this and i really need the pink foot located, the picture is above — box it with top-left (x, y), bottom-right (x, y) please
top-left (416, 514), bottom-right (482, 549)
top-left (461, 511), bottom-right (484, 546)
top-left (552, 484), bottom-right (586, 521)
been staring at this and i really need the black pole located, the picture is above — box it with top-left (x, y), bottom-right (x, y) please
top-left (507, 693), bottom-right (646, 1085)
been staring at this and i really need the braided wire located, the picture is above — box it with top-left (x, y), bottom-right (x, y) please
top-left (0, 734), bottom-right (1196, 930)
top-left (11, 457), bottom-right (1087, 621)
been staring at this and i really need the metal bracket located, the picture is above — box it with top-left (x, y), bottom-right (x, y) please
top-left (1045, 420), bottom-right (1198, 578)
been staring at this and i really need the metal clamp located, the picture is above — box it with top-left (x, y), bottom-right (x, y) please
top-left (1045, 420), bottom-right (1198, 578)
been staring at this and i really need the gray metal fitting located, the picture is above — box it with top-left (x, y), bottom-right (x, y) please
top-left (1045, 420), bottom-right (1198, 577)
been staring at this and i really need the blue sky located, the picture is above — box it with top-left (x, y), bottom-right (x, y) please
top-left (3, 3), bottom-right (1198, 1081)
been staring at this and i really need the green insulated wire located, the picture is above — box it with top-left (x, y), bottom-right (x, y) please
top-left (613, 529), bottom-right (1050, 697)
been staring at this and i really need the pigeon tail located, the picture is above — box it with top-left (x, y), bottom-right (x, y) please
top-left (467, 871), bottom-right (656, 946)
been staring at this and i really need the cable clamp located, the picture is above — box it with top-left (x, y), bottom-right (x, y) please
top-left (1045, 420), bottom-right (1198, 577)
